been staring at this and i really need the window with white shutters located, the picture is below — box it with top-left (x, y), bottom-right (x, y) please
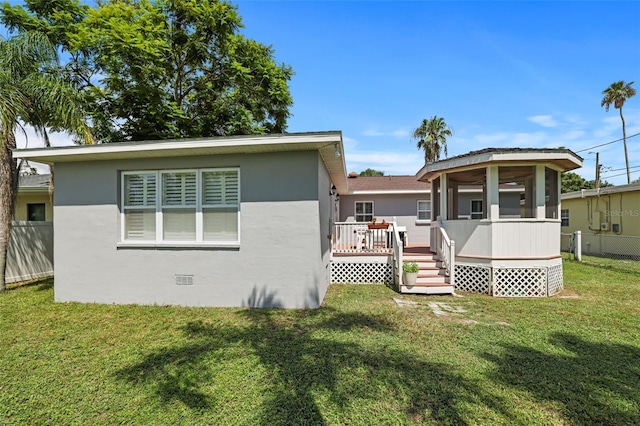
top-left (202, 171), bottom-right (239, 241)
top-left (121, 168), bottom-right (240, 244)
top-left (123, 173), bottom-right (157, 241)
top-left (162, 171), bottom-right (197, 241)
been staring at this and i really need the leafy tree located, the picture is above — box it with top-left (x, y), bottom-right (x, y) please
top-left (359, 168), bottom-right (385, 176)
top-left (413, 116), bottom-right (452, 163)
top-left (601, 80), bottom-right (636, 184)
top-left (0, 32), bottom-right (92, 291)
top-left (2, 0), bottom-right (294, 142)
top-left (561, 171), bottom-right (613, 193)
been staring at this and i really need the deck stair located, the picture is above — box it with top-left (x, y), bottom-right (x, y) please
top-left (400, 246), bottom-right (455, 295)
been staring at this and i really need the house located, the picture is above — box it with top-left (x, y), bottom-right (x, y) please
top-left (337, 174), bottom-right (432, 245)
top-left (14, 132), bottom-right (347, 308)
top-left (6, 174), bottom-right (54, 283)
top-left (338, 174), bottom-right (524, 245)
top-left (14, 135), bottom-right (584, 305)
top-left (561, 182), bottom-right (640, 259)
top-left (417, 148), bottom-right (583, 297)
top-left (15, 174), bottom-right (52, 222)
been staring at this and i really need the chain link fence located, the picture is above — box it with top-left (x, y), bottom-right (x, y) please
top-left (562, 232), bottom-right (640, 261)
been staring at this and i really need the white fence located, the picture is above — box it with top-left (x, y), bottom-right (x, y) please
top-left (562, 232), bottom-right (640, 261)
top-left (6, 221), bottom-right (53, 283)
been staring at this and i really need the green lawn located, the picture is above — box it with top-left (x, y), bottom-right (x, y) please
top-left (1, 260), bottom-right (639, 425)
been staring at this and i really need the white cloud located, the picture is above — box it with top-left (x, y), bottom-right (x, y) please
top-left (527, 115), bottom-right (559, 128)
top-left (15, 125), bottom-right (74, 149)
top-left (362, 127), bottom-right (410, 138)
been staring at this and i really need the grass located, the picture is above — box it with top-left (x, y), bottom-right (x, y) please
top-left (1, 260), bottom-right (639, 425)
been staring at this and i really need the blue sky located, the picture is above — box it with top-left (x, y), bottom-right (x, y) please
top-left (234, 0), bottom-right (640, 184)
top-left (11, 1), bottom-right (640, 184)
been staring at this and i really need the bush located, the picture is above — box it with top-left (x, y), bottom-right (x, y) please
top-left (402, 261), bottom-right (419, 273)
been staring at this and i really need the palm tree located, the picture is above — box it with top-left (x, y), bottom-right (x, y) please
top-left (601, 80), bottom-right (636, 184)
top-left (413, 116), bottom-right (452, 163)
top-left (0, 32), bottom-right (93, 291)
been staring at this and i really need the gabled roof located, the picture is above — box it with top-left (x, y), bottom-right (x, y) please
top-left (13, 131), bottom-right (349, 194)
top-left (347, 175), bottom-right (430, 193)
top-left (561, 182), bottom-right (640, 200)
top-left (417, 147), bottom-right (583, 182)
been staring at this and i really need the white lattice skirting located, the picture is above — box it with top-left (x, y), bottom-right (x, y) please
top-left (454, 264), bottom-right (564, 297)
top-left (331, 262), bottom-right (393, 284)
top-left (455, 265), bottom-right (491, 294)
top-left (546, 264), bottom-right (564, 296)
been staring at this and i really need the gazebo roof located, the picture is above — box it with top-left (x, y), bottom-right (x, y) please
top-left (416, 147), bottom-right (583, 182)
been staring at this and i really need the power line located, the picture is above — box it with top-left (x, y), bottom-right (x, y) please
top-left (600, 164), bottom-right (640, 174)
top-left (575, 132), bottom-right (640, 153)
top-left (600, 169), bottom-right (640, 180)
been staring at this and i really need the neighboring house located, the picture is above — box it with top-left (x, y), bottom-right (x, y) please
top-left (6, 174), bottom-right (54, 283)
top-left (417, 148), bottom-right (583, 297)
top-left (561, 182), bottom-right (640, 237)
top-left (338, 175), bottom-right (432, 245)
top-left (14, 132), bottom-right (347, 308)
top-left (561, 183), bottom-right (640, 259)
top-left (338, 174), bottom-right (523, 245)
top-left (15, 174), bottom-right (52, 222)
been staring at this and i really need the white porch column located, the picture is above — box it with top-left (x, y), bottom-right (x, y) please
top-left (555, 169), bottom-right (562, 220)
top-left (486, 165), bottom-right (499, 220)
top-left (535, 165), bottom-right (546, 219)
top-left (450, 181), bottom-right (459, 220)
top-left (440, 173), bottom-right (448, 221)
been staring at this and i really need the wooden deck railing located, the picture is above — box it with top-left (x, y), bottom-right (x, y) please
top-left (332, 222), bottom-right (394, 254)
top-left (433, 217), bottom-right (455, 286)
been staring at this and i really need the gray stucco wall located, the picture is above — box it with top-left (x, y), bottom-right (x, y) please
top-left (53, 151), bottom-right (329, 308)
top-left (339, 193), bottom-right (431, 245)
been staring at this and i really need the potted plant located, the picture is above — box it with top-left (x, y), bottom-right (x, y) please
top-left (402, 261), bottom-right (419, 287)
top-left (368, 218), bottom-right (389, 230)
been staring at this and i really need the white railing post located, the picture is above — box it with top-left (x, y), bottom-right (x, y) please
top-left (574, 230), bottom-right (582, 261)
top-left (449, 240), bottom-right (455, 286)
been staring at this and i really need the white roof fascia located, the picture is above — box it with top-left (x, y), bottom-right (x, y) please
top-left (561, 182), bottom-right (640, 200)
top-left (14, 131), bottom-right (350, 196)
top-left (13, 132), bottom-right (343, 163)
top-left (17, 187), bottom-right (49, 194)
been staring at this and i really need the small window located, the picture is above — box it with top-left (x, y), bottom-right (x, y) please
top-left (470, 200), bottom-right (483, 219)
top-left (417, 200), bottom-right (431, 221)
top-left (561, 209), bottom-right (569, 227)
top-left (355, 201), bottom-right (373, 222)
top-left (27, 203), bottom-right (46, 221)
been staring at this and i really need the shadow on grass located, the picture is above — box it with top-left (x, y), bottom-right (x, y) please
top-left (115, 298), bottom-right (523, 424)
top-left (6, 277), bottom-right (53, 292)
top-left (482, 332), bottom-right (640, 425)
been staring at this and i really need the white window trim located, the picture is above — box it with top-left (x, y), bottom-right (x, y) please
top-left (354, 201), bottom-right (374, 222)
top-left (416, 199), bottom-right (431, 223)
top-left (470, 199), bottom-right (483, 219)
top-left (119, 168), bottom-right (241, 248)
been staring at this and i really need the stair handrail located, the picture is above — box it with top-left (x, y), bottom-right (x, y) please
top-left (391, 219), bottom-right (403, 288)
top-left (435, 216), bottom-right (455, 286)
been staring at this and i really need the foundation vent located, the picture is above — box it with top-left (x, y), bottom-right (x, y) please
top-left (175, 274), bottom-right (194, 286)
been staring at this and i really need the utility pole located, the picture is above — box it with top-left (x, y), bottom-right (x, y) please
top-left (595, 152), bottom-right (600, 190)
